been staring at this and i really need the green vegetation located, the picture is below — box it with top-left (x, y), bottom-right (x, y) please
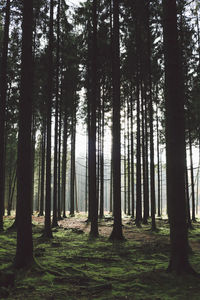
top-left (0, 217), bottom-right (200, 299)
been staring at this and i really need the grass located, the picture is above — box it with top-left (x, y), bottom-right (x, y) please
top-left (0, 216), bottom-right (200, 299)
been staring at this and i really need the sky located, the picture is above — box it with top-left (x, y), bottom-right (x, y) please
top-left (66, 0), bottom-right (84, 7)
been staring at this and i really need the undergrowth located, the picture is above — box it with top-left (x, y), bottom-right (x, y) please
top-left (0, 216), bottom-right (200, 299)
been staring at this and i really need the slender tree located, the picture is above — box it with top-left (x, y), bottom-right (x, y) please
top-left (61, 110), bottom-right (67, 219)
top-left (109, 0), bottom-right (124, 240)
top-left (0, 0), bottom-right (10, 230)
top-left (52, 0), bottom-right (61, 227)
top-left (44, 0), bottom-right (54, 238)
top-left (89, 0), bottom-right (99, 237)
top-left (14, 0), bottom-right (34, 268)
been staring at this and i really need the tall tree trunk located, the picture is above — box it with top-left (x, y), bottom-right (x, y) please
top-left (31, 118), bottom-right (36, 213)
top-left (196, 136), bottom-right (200, 215)
top-left (147, 2), bottom-right (156, 231)
top-left (14, 0), bottom-right (34, 268)
top-left (142, 86), bottom-right (148, 224)
top-left (89, 0), bottom-right (98, 237)
top-left (57, 105), bottom-right (62, 220)
top-left (8, 172), bottom-right (17, 216)
top-left (75, 168), bottom-right (78, 213)
top-left (99, 92), bottom-right (105, 219)
top-left (144, 97), bottom-right (149, 218)
top-left (124, 127), bottom-right (127, 214)
top-left (127, 98), bottom-right (131, 216)
top-left (86, 19), bottom-right (92, 221)
top-left (52, 0), bottom-right (60, 227)
top-left (61, 111), bottom-right (67, 218)
top-left (109, 148), bottom-right (113, 214)
top-left (162, 0), bottom-right (195, 274)
top-left (156, 104), bottom-right (161, 217)
top-left (39, 123), bottom-right (46, 216)
top-left (185, 148), bottom-right (192, 229)
top-left (37, 143), bottom-right (41, 212)
top-left (130, 87), bottom-right (135, 218)
top-left (135, 72), bottom-right (142, 226)
top-left (0, 0), bottom-right (10, 230)
top-left (44, 0), bottom-right (54, 238)
top-left (85, 137), bottom-right (88, 213)
top-left (188, 124), bottom-right (196, 222)
top-left (70, 115), bottom-right (76, 216)
top-left (109, 0), bottom-right (123, 240)
top-left (7, 160), bottom-right (16, 216)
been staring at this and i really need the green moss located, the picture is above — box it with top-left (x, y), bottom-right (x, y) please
top-left (1, 217), bottom-right (200, 299)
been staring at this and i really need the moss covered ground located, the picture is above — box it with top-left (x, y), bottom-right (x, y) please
top-left (1, 215), bottom-right (200, 299)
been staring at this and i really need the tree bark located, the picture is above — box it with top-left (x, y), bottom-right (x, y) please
top-left (61, 111), bottom-right (67, 218)
top-left (109, 0), bottom-right (123, 240)
top-left (44, 0), bottom-right (54, 238)
top-left (188, 124), bottom-right (196, 222)
top-left (163, 0), bottom-right (195, 274)
top-left (14, 0), bottom-right (34, 268)
top-left (39, 122), bottom-right (46, 216)
top-left (0, 0), bottom-right (10, 230)
top-left (89, 0), bottom-right (98, 237)
top-left (52, 0), bottom-right (61, 227)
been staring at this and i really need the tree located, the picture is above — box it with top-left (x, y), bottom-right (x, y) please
top-left (162, 0), bottom-right (195, 274)
top-left (14, 0), bottom-right (34, 268)
top-left (52, 0), bottom-right (61, 228)
top-left (44, 0), bottom-right (54, 238)
top-left (0, 0), bottom-right (10, 231)
top-left (109, 0), bottom-right (123, 240)
top-left (89, 0), bottom-right (99, 238)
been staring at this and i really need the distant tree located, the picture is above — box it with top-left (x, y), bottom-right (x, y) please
top-left (14, 0), bottom-right (34, 268)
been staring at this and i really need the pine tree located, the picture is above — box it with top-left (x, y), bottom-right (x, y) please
top-left (162, 0), bottom-right (195, 274)
top-left (14, 0), bottom-right (34, 268)
top-left (0, 0), bottom-right (10, 231)
top-left (109, 0), bottom-right (123, 240)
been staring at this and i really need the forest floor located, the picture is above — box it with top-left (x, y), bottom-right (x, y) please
top-left (1, 214), bottom-right (200, 299)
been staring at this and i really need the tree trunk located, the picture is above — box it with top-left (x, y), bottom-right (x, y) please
top-left (57, 105), bottom-right (62, 220)
top-left (135, 72), bottom-right (142, 226)
top-left (85, 138), bottom-right (88, 213)
top-left (156, 104), bottom-right (161, 217)
top-left (147, 2), bottom-right (156, 231)
top-left (162, 0), bottom-right (195, 274)
top-left (127, 98), bottom-right (131, 216)
top-left (124, 128), bottom-right (127, 214)
top-left (14, 0), bottom-right (34, 268)
top-left (144, 97), bottom-right (149, 219)
top-left (0, 0), bottom-right (10, 230)
top-left (99, 92), bottom-right (105, 219)
top-left (31, 118), bottom-right (36, 213)
top-left (130, 87), bottom-right (135, 218)
top-left (188, 124), bottom-right (196, 222)
top-left (185, 148), bottom-right (192, 229)
top-left (39, 123), bottom-right (46, 216)
top-left (141, 86), bottom-right (148, 224)
top-left (109, 0), bottom-right (123, 240)
top-left (52, 0), bottom-right (60, 227)
top-left (70, 114), bottom-right (76, 216)
top-left (89, 0), bottom-right (98, 237)
top-left (44, 0), bottom-right (54, 238)
top-left (61, 112), bottom-right (67, 218)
